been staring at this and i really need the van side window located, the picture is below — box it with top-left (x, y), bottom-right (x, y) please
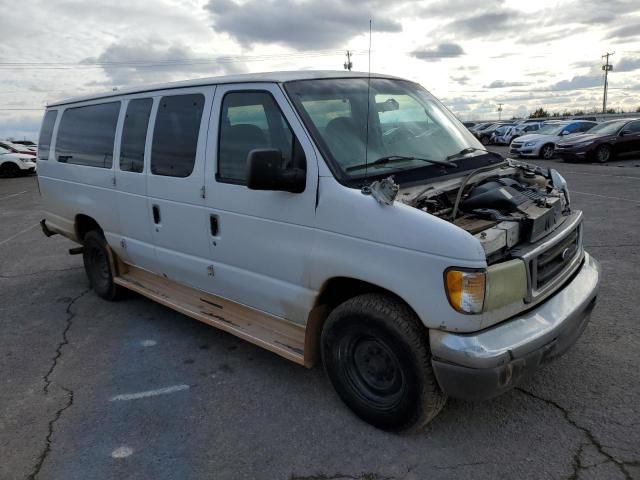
top-left (38, 110), bottom-right (58, 161)
top-left (56, 102), bottom-right (120, 168)
top-left (151, 94), bottom-right (204, 177)
top-left (218, 91), bottom-right (304, 184)
top-left (120, 98), bottom-right (152, 173)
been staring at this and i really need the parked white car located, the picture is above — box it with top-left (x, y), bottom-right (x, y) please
top-left (493, 122), bottom-right (543, 145)
top-left (510, 120), bottom-right (597, 159)
top-left (37, 71), bottom-right (599, 431)
top-left (0, 145), bottom-right (37, 176)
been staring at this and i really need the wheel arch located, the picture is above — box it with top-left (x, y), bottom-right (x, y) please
top-left (303, 276), bottom-right (424, 368)
top-left (75, 214), bottom-right (103, 242)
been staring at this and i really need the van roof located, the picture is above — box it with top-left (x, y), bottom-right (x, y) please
top-left (47, 70), bottom-right (403, 107)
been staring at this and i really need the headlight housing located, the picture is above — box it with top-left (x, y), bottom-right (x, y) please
top-left (574, 140), bottom-right (594, 148)
top-left (550, 168), bottom-right (570, 208)
top-left (524, 142), bottom-right (536, 147)
top-left (444, 269), bottom-right (486, 314)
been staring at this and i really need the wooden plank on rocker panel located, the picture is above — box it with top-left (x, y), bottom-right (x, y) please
top-left (113, 264), bottom-right (307, 365)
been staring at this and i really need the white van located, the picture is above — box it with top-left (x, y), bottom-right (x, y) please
top-left (37, 71), bottom-right (600, 431)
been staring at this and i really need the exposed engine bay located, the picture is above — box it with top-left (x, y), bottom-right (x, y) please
top-left (394, 159), bottom-right (571, 264)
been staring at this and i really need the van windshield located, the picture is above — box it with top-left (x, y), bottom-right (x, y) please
top-left (285, 78), bottom-right (488, 182)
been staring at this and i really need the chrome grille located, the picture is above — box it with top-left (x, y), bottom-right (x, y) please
top-left (511, 211), bottom-right (584, 303)
top-left (532, 226), bottom-right (580, 290)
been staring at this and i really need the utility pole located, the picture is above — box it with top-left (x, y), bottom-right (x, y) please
top-left (497, 103), bottom-right (503, 120)
top-left (601, 52), bottom-right (614, 113)
top-left (344, 50), bottom-right (353, 71)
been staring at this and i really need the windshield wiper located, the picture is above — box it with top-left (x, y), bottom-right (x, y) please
top-left (346, 155), bottom-right (457, 172)
top-left (445, 147), bottom-right (489, 162)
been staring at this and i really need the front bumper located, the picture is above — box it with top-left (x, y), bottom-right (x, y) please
top-left (509, 146), bottom-right (538, 157)
top-left (430, 252), bottom-right (600, 401)
top-left (556, 147), bottom-right (594, 162)
top-left (18, 162), bottom-right (37, 173)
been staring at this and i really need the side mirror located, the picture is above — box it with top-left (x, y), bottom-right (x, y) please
top-left (560, 130), bottom-right (570, 136)
top-left (376, 98), bottom-right (399, 112)
top-left (246, 149), bottom-right (305, 194)
top-left (620, 129), bottom-right (631, 137)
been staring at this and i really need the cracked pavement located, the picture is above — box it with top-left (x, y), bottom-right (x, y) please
top-left (1, 150), bottom-right (639, 480)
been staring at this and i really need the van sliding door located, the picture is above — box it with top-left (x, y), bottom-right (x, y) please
top-left (145, 86), bottom-right (216, 289)
top-left (113, 96), bottom-right (156, 272)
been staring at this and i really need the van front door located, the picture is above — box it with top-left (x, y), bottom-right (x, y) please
top-left (203, 84), bottom-right (319, 323)
top-left (146, 87), bottom-right (216, 289)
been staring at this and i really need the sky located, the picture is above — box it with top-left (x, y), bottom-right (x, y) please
top-left (1, 0), bottom-right (639, 140)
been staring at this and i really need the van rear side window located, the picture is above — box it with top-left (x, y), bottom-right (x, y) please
top-left (38, 110), bottom-right (58, 161)
top-left (120, 98), bottom-right (152, 173)
top-left (151, 94), bottom-right (204, 177)
top-left (56, 102), bottom-right (120, 168)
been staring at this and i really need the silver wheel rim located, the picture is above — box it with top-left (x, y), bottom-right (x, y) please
top-left (598, 148), bottom-right (609, 162)
top-left (543, 146), bottom-right (553, 159)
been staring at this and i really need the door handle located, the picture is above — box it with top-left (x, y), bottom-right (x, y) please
top-left (152, 205), bottom-right (161, 224)
top-left (209, 214), bottom-right (219, 236)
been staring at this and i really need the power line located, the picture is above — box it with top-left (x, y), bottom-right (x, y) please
top-left (0, 50), bottom-right (367, 70)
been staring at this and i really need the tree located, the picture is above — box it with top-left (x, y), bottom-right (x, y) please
top-left (636, 106), bottom-right (640, 113)
top-left (529, 108), bottom-right (549, 118)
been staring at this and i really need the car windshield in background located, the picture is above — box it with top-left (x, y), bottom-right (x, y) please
top-left (588, 120), bottom-right (627, 135)
top-left (537, 124), bottom-right (568, 135)
top-left (285, 78), bottom-right (486, 180)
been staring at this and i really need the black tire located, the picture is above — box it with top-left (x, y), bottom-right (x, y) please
top-left (540, 143), bottom-right (555, 160)
top-left (0, 162), bottom-right (20, 178)
top-left (321, 293), bottom-right (446, 432)
top-left (480, 135), bottom-right (491, 146)
top-left (595, 144), bottom-right (612, 163)
top-left (82, 230), bottom-right (121, 300)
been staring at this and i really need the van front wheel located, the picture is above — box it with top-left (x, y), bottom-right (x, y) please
top-left (321, 293), bottom-right (446, 432)
top-left (82, 230), bottom-right (121, 301)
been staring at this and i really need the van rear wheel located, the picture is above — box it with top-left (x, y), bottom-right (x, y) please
top-left (82, 230), bottom-right (121, 301)
top-left (321, 293), bottom-right (446, 432)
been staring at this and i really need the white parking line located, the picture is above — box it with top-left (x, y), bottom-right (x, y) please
top-left (0, 223), bottom-right (38, 246)
top-left (111, 446), bottom-right (134, 458)
top-left (0, 191), bottom-right (27, 201)
top-left (572, 191), bottom-right (640, 204)
top-left (109, 384), bottom-right (190, 401)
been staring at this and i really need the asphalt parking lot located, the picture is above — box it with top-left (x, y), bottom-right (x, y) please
top-left (1, 149), bottom-right (639, 480)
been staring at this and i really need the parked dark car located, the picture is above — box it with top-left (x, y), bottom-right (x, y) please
top-left (556, 119), bottom-right (640, 163)
top-left (462, 121), bottom-right (477, 129)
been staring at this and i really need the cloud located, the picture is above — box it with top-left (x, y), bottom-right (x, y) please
top-left (0, 115), bottom-right (42, 141)
top-left (82, 39), bottom-right (245, 86)
top-left (485, 80), bottom-right (530, 88)
top-left (609, 24), bottom-right (640, 39)
top-left (616, 57), bottom-right (640, 72)
top-left (412, 43), bottom-right (465, 61)
top-left (419, 0), bottom-right (504, 17)
top-left (205, 0), bottom-right (402, 49)
top-left (450, 75), bottom-right (470, 85)
top-left (548, 74), bottom-right (602, 91)
top-left (446, 11), bottom-right (521, 38)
